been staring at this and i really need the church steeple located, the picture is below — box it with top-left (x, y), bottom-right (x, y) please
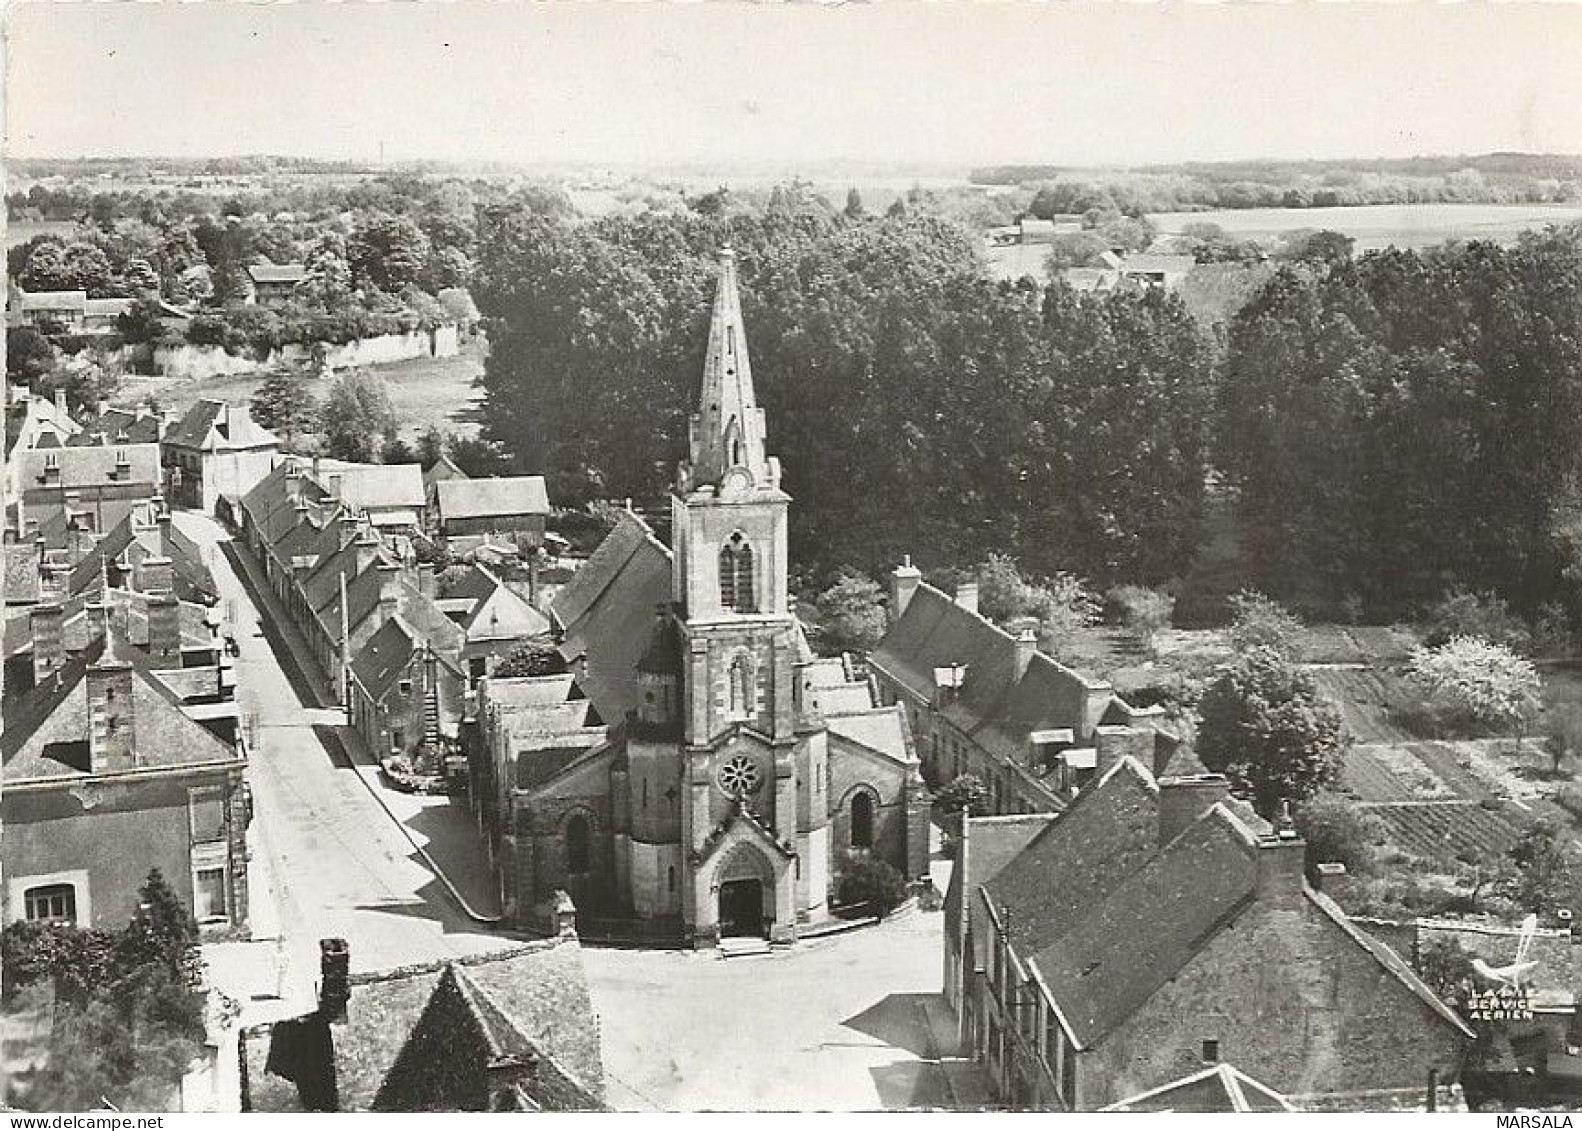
top-left (681, 248), bottom-right (777, 495)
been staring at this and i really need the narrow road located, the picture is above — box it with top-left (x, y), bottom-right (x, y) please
top-left (176, 512), bottom-right (505, 1007)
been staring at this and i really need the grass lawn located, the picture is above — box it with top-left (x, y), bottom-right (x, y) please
top-left (115, 340), bottom-right (487, 442)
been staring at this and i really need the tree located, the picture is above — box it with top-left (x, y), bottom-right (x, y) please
top-left (301, 231), bottom-right (353, 308)
top-left (319, 370), bottom-right (400, 462)
top-left (6, 325), bottom-right (56, 388)
top-left (1226, 589), bottom-right (1302, 659)
top-left (1197, 646), bottom-right (1348, 817)
top-left (1295, 793), bottom-right (1384, 880)
top-left (1501, 820), bottom-right (1574, 913)
top-left (1406, 636), bottom-right (1541, 734)
top-left (1416, 937), bottom-right (1477, 1012)
top-left (836, 854), bottom-right (908, 916)
top-left (349, 212), bottom-right (432, 292)
top-left (436, 287), bottom-right (480, 325)
top-left (1545, 704), bottom-right (1582, 775)
top-left (1423, 588), bottom-right (1533, 655)
top-left (933, 773), bottom-right (990, 817)
top-left (119, 869), bottom-right (197, 981)
top-left (844, 187), bottom-right (866, 219)
top-left (977, 553), bottom-right (1101, 648)
top-left (812, 571), bottom-right (887, 655)
top-left (251, 366), bottom-right (320, 444)
top-left (1110, 584), bottom-right (1174, 655)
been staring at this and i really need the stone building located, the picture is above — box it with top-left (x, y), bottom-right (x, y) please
top-left (950, 757), bottom-right (1473, 1110)
top-left (161, 397), bottom-right (281, 514)
top-left (490, 249), bottom-right (928, 945)
top-left (871, 568), bottom-right (1174, 814)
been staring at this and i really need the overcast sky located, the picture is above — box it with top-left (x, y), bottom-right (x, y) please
top-left (7, 1), bottom-right (1582, 170)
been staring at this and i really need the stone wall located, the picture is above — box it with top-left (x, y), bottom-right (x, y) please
top-left (141, 325), bottom-right (459, 381)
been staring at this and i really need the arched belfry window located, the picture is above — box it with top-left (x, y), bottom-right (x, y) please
top-left (719, 532), bottom-right (756, 613)
top-left (729, 653), bottom-right (754, 719)
top-left (850, 791), bottom-right (875, 850)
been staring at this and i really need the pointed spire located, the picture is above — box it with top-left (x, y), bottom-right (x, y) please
top-left (682, 247), bottom-right (771, 492)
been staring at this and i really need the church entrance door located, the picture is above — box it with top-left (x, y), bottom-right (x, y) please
top-left (718, 878), bottom-right (766, 938)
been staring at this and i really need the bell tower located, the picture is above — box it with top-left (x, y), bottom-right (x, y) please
top-left (672, 247), bottom-right (799, 855)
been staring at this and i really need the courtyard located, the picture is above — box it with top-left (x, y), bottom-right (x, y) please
top-left (583, 902), bottom-right (984, 1111)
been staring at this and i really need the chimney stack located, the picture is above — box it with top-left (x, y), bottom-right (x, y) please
top-left (353, 530), bottom-right (382, 575)
top-left (955, 579), bottom-right (980, 615)
top-left (87, 659), bottom-right (138, 772)
top-left (417, 560), bottom-right (437, 600)
top-left (888, 556), bottom-right (922, 626)
top-left (1157, 774), bottom-right (1232, 846)
top-left (1257, 804), bottom-right (1307, 909)
top-left (30, 603), bottom-right (66, 684)
top-left (376, 561), bottom-right (403, 625)
top-left (53, 387), bottom-right (68, 416)
top-left (134, 553), bottom-right (175, 595)
top-left (146, 593), bottom-right (181, 662)
top-left (1014, 627), bottom-right (1038, 676)
top-left (318, 937), bottom-right (350, 1023)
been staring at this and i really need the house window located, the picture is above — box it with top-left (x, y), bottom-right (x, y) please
top-left (1201, 1038), bottom-right (1220, 1064)
top-left (24, 884), bottom-right (76, 925)
top-left (565, 814), bottom-right (591, 874)
top-left (392, 728), bottom-right (405, 752)
top-left (728, 654), bottom-right (754, 719)
top-left (188, 786), bottom-right (227, 843)
top-left (194, 867), bottom-right (228, 923)
top-left (399, 677), bottom-right (413, 695)
top-left (667, 866), bottom-right (677, 893)
top-left (642, 779), bottom-right (649, 810)
top-left (850, 791), bottom-right (875, 850)
top-left (718, 533), bottom-right (756, 613)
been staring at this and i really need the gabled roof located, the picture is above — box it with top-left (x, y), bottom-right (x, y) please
top-left (18, 290), bottom-right (87, 311)
top-left (15, 442), bottom-right (162, 491)
top-left (245, 938), bottom-right (603, 1113)
top-left (1102, 1064), bottom-right (1296, 1113)
top-left (163, 398), bottom-right (280, 452)
top-left (332, 464), bottom-right (426, 512)
top-left (2, 638), bottom-right (239, 781)
top-left (350, 617), bottom-right (419, 703)
top-left (64, 507), bottom-right (217, 605)
top-left (78, 407), bottom-right (161, 444)
top-left (946, 813), bottom-right (1056, 947)
top-left (551, 512), bottom-right (673, 723)
top-left (422, 455), bottom-right (468, 490)
top-left (435, 476), bottom-right (550, 522)
top-left (464, 580), bottom-right (550, 643)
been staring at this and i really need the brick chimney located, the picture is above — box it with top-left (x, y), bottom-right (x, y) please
top-left (30, 603), bottom-right (66, 684)
top-left (353, 531), bottom-right (383, 575)
top-left (338, 510), bottom-right (362, 549)
top-left (1157, 774), bottom-right (1232, 846)
top-left (134, 553), bottom-right (175, 595)
top-left (318, 937), bottom-right (350, 1023)
top-left (146, 593), bottom-right (181, 662)
top-left (87, 659), bottom-right (138, 772)
top-left (955, 579), bottom-right (979, 615)
top-left (888, 557), bottom-right (922, 626)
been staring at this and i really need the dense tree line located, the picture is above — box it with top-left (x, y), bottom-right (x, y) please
top-left (474, 190), bottom-right (1214, 584)
top-left (1217, 225), bottom-right (1582, 621)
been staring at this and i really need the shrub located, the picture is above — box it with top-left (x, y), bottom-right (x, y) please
top-left (836, 855), bottom-right (909, 916)
top-left (812, 571), bottom-right (887, 655)
top-left (1295, 793), bottom-right (1385, 880)
top-left (1109, 584), bottom-right (1174, 655)
top-left (1226, 589), bottom-right (1302, 659)
top-left (1423, 588), bottom-right (1532, 655)
top-left (1406, 636), bottom-right (1541, 733)
top-left (934, 773), bottom-right (990, 817)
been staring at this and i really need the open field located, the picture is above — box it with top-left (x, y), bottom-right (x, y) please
top-left (1151, 202), bottom-right (1582, 251)
top-left (115, 342), bottom-right (487, 442)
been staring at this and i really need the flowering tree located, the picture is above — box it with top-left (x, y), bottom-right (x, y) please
top-left (1406, 635), bottom-right (1541, 734)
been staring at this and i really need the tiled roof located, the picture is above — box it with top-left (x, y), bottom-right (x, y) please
top-left (422, 455), bottom-right (468, 490)
top-left (18, 290), bottom-right (87, 311)
top-left (64, 508), bottom-right (218, 605)
top-left (350, 617), bottom-right (419, 702)
top-left (334, 464), bottom-right (425, 512)
top-left (945, 812), bottom-right (1055, 946)
top-left (435, 477), bottom-right (550, 521)
top-left (551, 513), bottom-right (672, 723)
top-left (1026, 804), bottom-right (1261, 1047)
top-left (244, 938), bottom-right (603, 1112)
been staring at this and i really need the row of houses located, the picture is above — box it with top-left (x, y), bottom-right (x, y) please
top-left (236, 455), bottom-right (552, 766)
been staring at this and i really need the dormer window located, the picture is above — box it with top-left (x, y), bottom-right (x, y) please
top-left (719, 532), bottom-right (756, 613)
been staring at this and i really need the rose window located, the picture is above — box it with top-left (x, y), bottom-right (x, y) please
top-left (718, 755), bottom-right (762, 797)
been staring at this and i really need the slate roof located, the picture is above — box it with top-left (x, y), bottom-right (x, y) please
top-left (350, 617), bottom-right (420, 702)
top-left (333, 464), bottom-right (426, 513)
top-left (551, 512), bottom-right (673, 723)
top-left (1103, 1064), bottom-right (1296, 1112)
top-left (77, 408), bottom-right (161, 444)
top-left (243, 938), bottom-right (603, 1113)
top-left (946, 812), bottom-right (1056, 946)
top-left (163, 398), bottom-right (279, 452)
top-left (18, 290), bottom-right (87, 312)
top-left (64, 508), bottom-right (218, 604)
top-left (1, 639), bottom-right (239, 781)
top-left (15, 442), bottom-right (162, 491)
top-left (422, 455), bottom-right (468, 490)
top-left (435, 477), bottom-right (550, 522)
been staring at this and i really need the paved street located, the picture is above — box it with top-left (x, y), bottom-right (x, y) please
top-left (176, 512), bottom-right (506, 1018)
top-left (585, 902), bottom-right (983, 1111)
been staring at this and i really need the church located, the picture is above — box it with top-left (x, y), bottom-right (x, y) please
top-left (482, 249), bottom-right (929, 946)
